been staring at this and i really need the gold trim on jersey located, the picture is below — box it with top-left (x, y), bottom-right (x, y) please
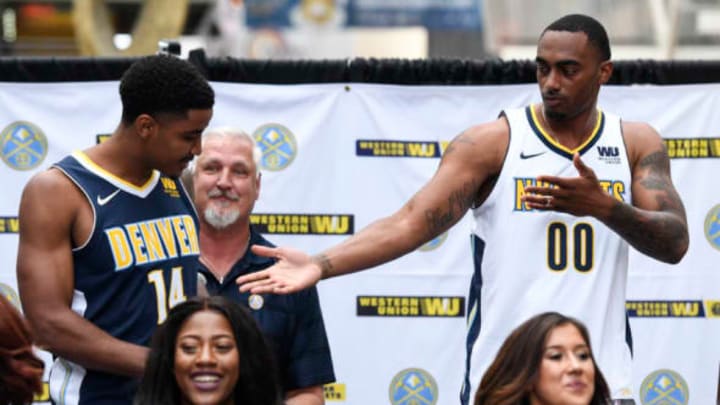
top-left (72, 150), bottom-right (160, 196)
top-left (528, 104), bottom-right (605, 158)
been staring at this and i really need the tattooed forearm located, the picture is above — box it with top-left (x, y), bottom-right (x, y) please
top-left (607, 202), bottom-right (689, 264)
top-left (424, 179), bottom-right (479, 236)
top-left (312, 254), bottom-right (335, 279)
top-left (606, 147), bottom-right (690, 263)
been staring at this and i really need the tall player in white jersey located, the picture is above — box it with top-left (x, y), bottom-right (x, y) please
top-left (236, 14), bottom-right (689, 403)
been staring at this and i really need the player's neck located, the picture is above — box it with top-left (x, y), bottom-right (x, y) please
top-left (85, 135), bottom-right (156, 186)
top-left (536, 104), bottom-right (599, 150)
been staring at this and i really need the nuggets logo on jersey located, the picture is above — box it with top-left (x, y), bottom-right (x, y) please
top-left (513, 177), bottom-right (626, 211)
top-left (389, 368), bottom-right (438, 405)
top-left (105, 214), bottom-right (199, 271)
top-left (704, 204), bottom-right (720, 252)
top-left (640, 369), bottom-right (689, 405)
top-left (1, 121), bottom-right (48, 170)
top-left (253, 123), bottom-right (297, 171)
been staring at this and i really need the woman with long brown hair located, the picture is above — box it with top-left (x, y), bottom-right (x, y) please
top-left (474, 312), bottom-right (611, 405)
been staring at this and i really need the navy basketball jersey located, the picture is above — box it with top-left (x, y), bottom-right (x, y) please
top-left (49, 151), bottom-right (200, 405)
top-left (462, 106), bottom-right (633, 403)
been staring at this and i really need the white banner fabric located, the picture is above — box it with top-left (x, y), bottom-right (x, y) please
top-left (0, 81), bottom-right (717, 405)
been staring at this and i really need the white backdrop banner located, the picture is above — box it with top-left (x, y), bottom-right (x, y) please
top-left (0, 81), bottom-right (718, 405)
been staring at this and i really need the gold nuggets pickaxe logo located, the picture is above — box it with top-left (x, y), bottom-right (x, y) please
top-left (640, 369), bottom-right (689, 405)
top-left (389, 368), bottom-right (438, 405)
top-left (253, 123), bottom-right (297, 171)
top-left (705, 204), bottom-right (720, 252)
top-left (1, 121), bottom-right (48, 170)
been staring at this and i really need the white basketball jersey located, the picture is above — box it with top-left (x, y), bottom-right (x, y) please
top-left (462, 105), bottom-right (633, 402)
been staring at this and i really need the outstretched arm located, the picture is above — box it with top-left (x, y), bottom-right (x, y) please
top-left (523, 122), bottom-right (688, 264)
top-left (238, 121), bottom-right (508, 294)
top-left (17, 170), bottom-right (148, 376)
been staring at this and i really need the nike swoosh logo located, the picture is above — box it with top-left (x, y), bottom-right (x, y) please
top-left (97, 189), bottom-right (121, 206)
top-left (520, 151), bottom-right (547, 159)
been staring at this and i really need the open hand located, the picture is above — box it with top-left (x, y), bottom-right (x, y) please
top-left (236, 245), bottom-right (322, 294)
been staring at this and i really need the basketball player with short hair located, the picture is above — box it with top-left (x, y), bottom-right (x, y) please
top-left (236, 14), bottom-right (688, 404)
top-left (16, 55), bottom-right (214, 405)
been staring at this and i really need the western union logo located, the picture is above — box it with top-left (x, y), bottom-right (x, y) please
top-left (0, 216), bottom-right (19, 233)
top-left (160, 177), bottom-right (180, 197)
top-left (324, 383), bottom-right (346, 401)
top-left (356, 140), bottom-right (451, 158)
top-left (357, 295), bottom-right (465, 317)
top-left (250, 214), bottom-right (354, 235)
top-left (626, 300), bottom-right (709, 318)
top-left (663, 137), bottom-right (720, 158)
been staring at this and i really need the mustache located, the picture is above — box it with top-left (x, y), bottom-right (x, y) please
top-left (208, 188), bottom-right (239, 201)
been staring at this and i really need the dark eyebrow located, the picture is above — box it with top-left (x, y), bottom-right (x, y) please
top-left (545, 343), bottom-right (589, 351)
top-left (535, 57), bottom-right (580, 67)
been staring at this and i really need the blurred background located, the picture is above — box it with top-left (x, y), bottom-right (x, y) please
top-left (1, 0), bottom-right (720, 60)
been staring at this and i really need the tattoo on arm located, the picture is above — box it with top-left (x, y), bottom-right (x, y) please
top-left (423, 131), bottom-right (481, 236)
top-left (424, 179), bottom-right (479, 236)
top-left (637, 151), bottom-right (685, 217)
top-left (312, 254), bottom-right (334, 279)
top-left (607, 149), bottom-right (688, 263)
top-left (442, 131), bottom-right (475, 157)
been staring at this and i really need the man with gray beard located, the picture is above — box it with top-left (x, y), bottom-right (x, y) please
top-left (188, 127), bottom-right (335, 405)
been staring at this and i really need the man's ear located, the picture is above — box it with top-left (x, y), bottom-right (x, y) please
top-left (134, 114), bottom-right (156, 139)
top-left (598, 60), bottom-right (613, 85)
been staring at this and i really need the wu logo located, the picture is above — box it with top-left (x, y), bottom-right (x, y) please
top-left (597, 146), bottom-right (619, 157)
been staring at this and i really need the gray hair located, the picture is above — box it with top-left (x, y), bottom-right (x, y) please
top-left (186, 126), bottom-right (262, 175)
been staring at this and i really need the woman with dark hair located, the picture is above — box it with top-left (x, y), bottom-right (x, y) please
top-left (134, 296), bottom-right (282, 405)
top-left (474, 312), bottom-right (611, 405)
top-left (0, 295), bottom-right (44, 405)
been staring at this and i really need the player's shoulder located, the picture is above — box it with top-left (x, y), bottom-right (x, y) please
top-left (22, 166), bottom-right (74, 195)
top-left (21, 166), bottom-right (85, 214)
top-left (463, 116), bottom-right (510, 140)
top-left (621, 120), bottom-right (664, 146)
top-left (620, 120), bottom-right (666, 165)
top-left (448, 117), bottom-right (509, 168)
top-left (448, 118), bottom-right (509, 155)
top-left (621, 120), bottom-right (661, 139)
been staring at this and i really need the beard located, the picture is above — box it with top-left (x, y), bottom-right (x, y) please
top-left (204, 205), bottom-right (241, 229)
top-left (203, 187), bottom-right (242, 229)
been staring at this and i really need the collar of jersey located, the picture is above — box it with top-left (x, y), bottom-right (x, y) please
top-left (526, 104), bottom-right (605, 160)
top-left (72, 150), bottom-right (160, 198)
